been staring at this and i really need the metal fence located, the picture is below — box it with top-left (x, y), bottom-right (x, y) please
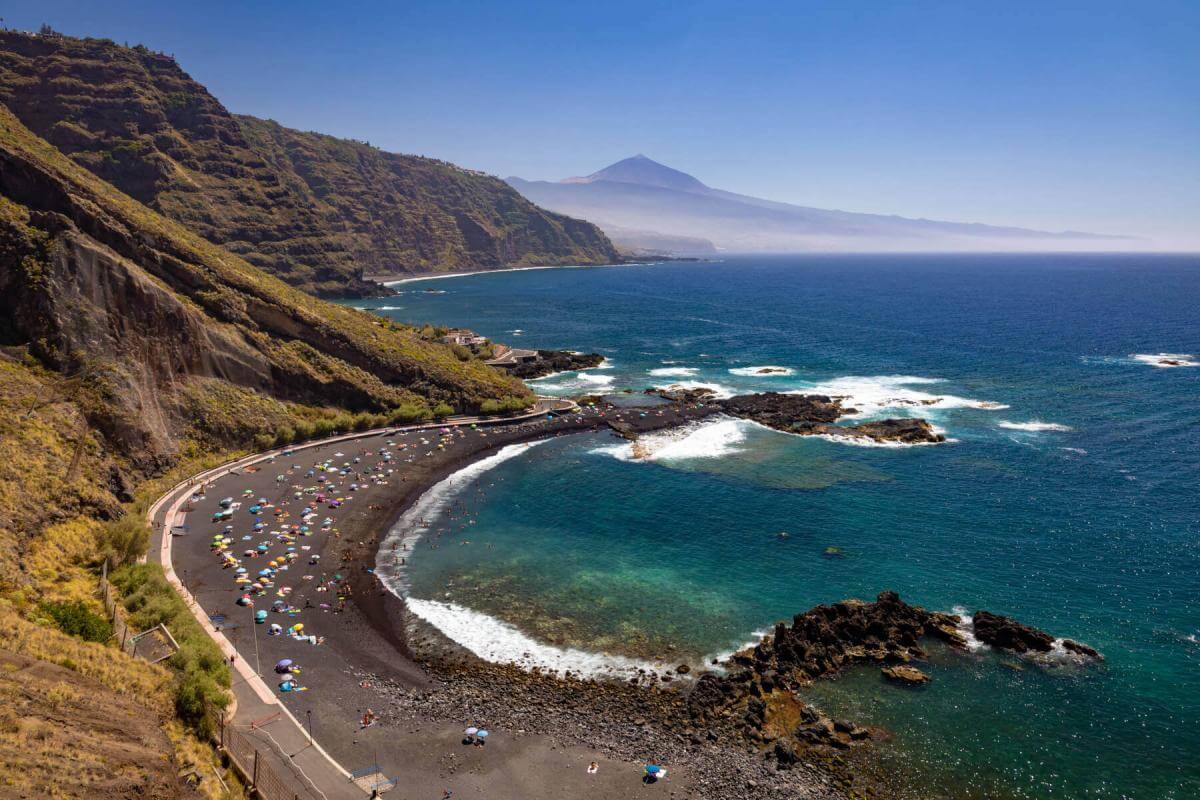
top-left (220, 720), bottom-right (310, 800)
top-left (100, 562), bottom-right (137, 655)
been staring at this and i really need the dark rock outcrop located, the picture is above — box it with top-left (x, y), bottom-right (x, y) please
top-left (505, 350), bottom-right (604, 379)
top-left (646, 385), bottom-right (721, 404)
top-left (971, 611), bottom-right (1053, 653)
top-left (719, 392), bottom-right (846, 429)
top-left (730, 592), bottom-right (965, 684)
top-left (972, 611), bottom-right (1102, 660)
top-left (713, 392), bottom-right (946, 444)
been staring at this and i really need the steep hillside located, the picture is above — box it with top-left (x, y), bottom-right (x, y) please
top-left (0, 30), bottom-right (619, 296)
top-left (0, 98), bottom-right (531, 572)
top-left (0, 92), bottom-right (534, 795)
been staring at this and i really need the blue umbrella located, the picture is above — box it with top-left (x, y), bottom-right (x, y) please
top-left (476, 729), bottom-right (489, 739)
top-left (645, 765), bottom-right (662, 776)
top-left (254, 610), bottom-right (267, 623)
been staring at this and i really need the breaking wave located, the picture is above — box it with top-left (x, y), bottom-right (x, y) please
top-left (591, 417), bottom-right (748, 462)
top-left (951, 606), bottom-right (987, 652)
top-left (375, 440), bottom-right (548, 593)
top-left (997, 421), bottom-right (1073, 432)
top-left (728, 365), bottom-right (795, 377)
top-left (798, 375), bottom-right (1008, 418)
top-left (404, 598), bottom-right (669, 681)
top-left (1131, 353), bottom-right (1199, 368)
top-left (648, 367), bottom-right (699, 377)
top-left (653, 380), bottom-right (736, 399)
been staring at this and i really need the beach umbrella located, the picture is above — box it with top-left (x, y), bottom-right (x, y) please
top-left (279, 681), bottom-right (294, 692)
top-left (268, 623), bottom-right (282, 635)
top-left (464, 726), bottom-right (478, 736)
top-left (644, 765), bottom-right (662, 776)
top-left (254, 610), bottom-right (267, 623)
top-left (236, 596), bottom-right (252, 606)
top-left (274, 659), bottom-right (293, 671)
top-left (476, 730), bottom-right (489, 739)
top-left (235, 567), bottom-right (247, 574)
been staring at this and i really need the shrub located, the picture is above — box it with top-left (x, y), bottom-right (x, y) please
top-left (97, 514), bottom-right (149, 567)
top-left (109, 564), bottom-right (230, 736)
top-left (272, 426), bottom-right (295, 447)
top-left (431, 402), bottom-right (454, 418)
top-left (39, 600), bottom-right (112, 643)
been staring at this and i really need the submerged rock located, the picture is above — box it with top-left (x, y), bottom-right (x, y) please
top-left (881, 665), bottom-right (931, 685)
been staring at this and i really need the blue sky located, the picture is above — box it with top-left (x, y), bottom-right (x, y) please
top-left (3, 1), bottom-right (1198, 246)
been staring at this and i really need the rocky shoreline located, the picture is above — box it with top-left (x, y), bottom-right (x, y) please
top-left (505, 350), bottom-right (606, 379)
top-left (184, 391), bottom-right (1100, 799)
top-left (635, 388), bottom-right (948, 445)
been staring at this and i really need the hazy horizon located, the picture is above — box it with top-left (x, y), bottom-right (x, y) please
top-left (2, 0), bottom-right (1197, 248)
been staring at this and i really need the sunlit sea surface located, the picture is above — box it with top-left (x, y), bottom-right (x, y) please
top-left (355, 254), bottom-right (1199, 798)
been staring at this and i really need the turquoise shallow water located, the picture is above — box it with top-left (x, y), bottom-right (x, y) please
top-left (356, 255), bottom-right (1199, 798)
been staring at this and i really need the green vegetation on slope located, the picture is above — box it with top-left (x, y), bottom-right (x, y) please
top-left (0, 30), bottom-right (619, 296)
top-left (0, 36), bottom-right (545, 791)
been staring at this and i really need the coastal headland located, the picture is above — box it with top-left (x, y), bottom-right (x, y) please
top-left (168, 395), bottom-right (1097, 799)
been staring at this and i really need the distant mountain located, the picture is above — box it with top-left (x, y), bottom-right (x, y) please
top-left (0, 31), bottom-right (619, 297)
top-left (508, 155), bottom-right (1134, 254)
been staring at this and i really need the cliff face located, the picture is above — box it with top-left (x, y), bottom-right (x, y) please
top-left (0, 101), bottom-right (531, 471)
top-left (0, 31), bottom-right (619, 296)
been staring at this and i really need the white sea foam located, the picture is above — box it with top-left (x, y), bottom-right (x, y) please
top-left (375, 305), bottom-right (405, 311)
top-left (653, 380), bottom-right (736, 399)
top-left (530, 369), bottom-right (615, 392)
top-left (807, 432), bottom-right (950, 449)
top-left (648, 367), bottom-right (699, 377)
top-left (591, 418), bottom-right (748, 462)
top-left (728, 365), bottom-right (795, 377)
top-left (798, 375), bottom-right (1007, 418)
top-left (1131, 353), bottom-right (1199, 368)
top-left (951, 606), bottom-right (987, 652)
top-left (577, 371), bottom-right (615, 385)
top-left (997, 421), bottom-right (1073, 432)
top-left (707, 628), bottom-right (772, 667)
top-left (375, 440), bottom-right (547, 593)
top-left (404, 598), bottom-right (667, 680)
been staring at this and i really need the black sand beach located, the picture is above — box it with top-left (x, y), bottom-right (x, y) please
top-left (172, 402), bottom-right (861, 799)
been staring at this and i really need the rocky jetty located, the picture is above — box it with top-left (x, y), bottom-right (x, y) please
top-left (506, 350), bottom-right (605, 379)
top-left (715, 392), bottom-right (946, 444)
top-left (972, 611), bottom-right (1101, 660)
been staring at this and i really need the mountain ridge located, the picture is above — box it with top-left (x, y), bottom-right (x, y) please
top-left (0, 30), bottom-right (620, 297)
top-left (509, 155), bottom-right (1134, 253)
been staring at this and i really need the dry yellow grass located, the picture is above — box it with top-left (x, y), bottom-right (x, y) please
top-left (0, 601), bottom-right (171, 705)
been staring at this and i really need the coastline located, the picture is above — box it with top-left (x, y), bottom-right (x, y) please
top-left (168, 400), bottom-right (867, 799)
top-left (369, 257), bottom-right (714, 287)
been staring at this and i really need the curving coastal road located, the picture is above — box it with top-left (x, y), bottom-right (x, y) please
top-left (148, 400), bottom-right (582, 799)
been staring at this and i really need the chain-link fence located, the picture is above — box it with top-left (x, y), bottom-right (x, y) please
top-left (220, 721), bottom-right (311, 800)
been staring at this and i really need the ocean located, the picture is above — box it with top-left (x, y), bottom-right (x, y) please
top-left (356, 254), bottom-right (1199, 798)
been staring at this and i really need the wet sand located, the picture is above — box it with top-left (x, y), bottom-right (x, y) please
top-left (172, 403), bottom-right (854, 799)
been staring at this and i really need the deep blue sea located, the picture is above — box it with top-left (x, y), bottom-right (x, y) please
top-left (358, 254), bottom-right (1199, 799)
